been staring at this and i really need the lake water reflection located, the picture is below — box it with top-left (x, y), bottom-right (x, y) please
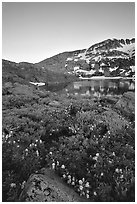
top-left (65, 79), bottom-right (135, 97)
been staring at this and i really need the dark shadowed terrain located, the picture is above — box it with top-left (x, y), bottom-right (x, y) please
top-left (2, 38), bottom-right (135, 202)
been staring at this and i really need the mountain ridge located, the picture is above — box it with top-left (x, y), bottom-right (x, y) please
top-left (2, 37), bottom-right (135, 84)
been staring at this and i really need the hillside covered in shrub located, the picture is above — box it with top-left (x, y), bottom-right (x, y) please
top-left (2, 76), bottom-right (135, 201)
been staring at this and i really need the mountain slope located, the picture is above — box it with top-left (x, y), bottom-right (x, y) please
top-left (2, 38), bottom-right (135, 85)
top-left (2, 59), bottom-right (76, 86)
top-left (36, 38), bottom-right (135, 78)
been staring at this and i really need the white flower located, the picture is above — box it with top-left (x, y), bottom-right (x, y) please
top-left (57, 161), bottom-right (59, 166)
top-left (93, 191), bottom-right (97, 196)
top-left (61, 164), bottom-right (65, 169)
top-left (115, 168), bottom-right (119, 173)
top-left (108, 131), bottom-right (110, 134)
top-left (101, 172), bottom-right (104, 176)
top-left (82, 178), bottom-right (85, 182)
top-left (21, 181), bottom-right (26, 189)
top-left (79, 185), bottom-right (83, 191)
top-left (96, 153), bottom-right (99, 157)
top-left (71, 181), bottom-right (75, 185)
top-left (79, 180), bottom-right (83, 185)
top-left (86, 190), bottom-right (90, 194)
top-left (62, 174), bottom-right (66, 178)
top-left (72, 177), bottom-right (75, 181)
top-left (120, 175), bottom-right (124, 179)
top-left (67, 179), bottom-right (71, 184)
top-left (52, 163), bottom-right (55, 170)
top-left (93, 156), bottom-right (98, 161)
top-left (36, 150), bottom-right (39, 157)
top-left (68, 175), bottom-right (71, 179)
top-left (49, 152), bottom-right (52, 155)
top-left (39, 140), bottom-right (42, 144)
top-left (112, 152), bottom-right (115, 156)
top-left (86, 194), bottom-right (90, 199)
top-left (10, 183), bottom-right (16, 188)
top-left (85, 182), bottom-right (90, 188)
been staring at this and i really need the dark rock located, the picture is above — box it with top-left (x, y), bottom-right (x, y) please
top-left (115, 92), bottom-right (135, 117)
top-left (19, 168), bottom-right (88, 202)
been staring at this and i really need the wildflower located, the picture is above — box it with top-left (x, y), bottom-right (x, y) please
top-left (52, 163), bottom-right (55, 170)
top-left (94, 164), bottom-right (97, 168)
top-left (115, 168), bottom-right (119, 173)
top-left (82, 191), bottom-right (85, 196)
top-left (61, 164), bottom-right (65, 169)
top-left (62, 174), bottom-right (66, 178)
top-left (68, 175), bottom-right (71, 179)
top-left (10, 183), bottom-right (16, 188)
top-left (85, 182), bottom-right (90, 188)
top-left (79, 180), bottom-right (83, 185)
top-left (112, 152), bottom-right (115, 156)
top-left (49, 152), bottom-right (52, 155)
top-left (93, 191), bottom-right (97, 196)
top-left (21, 181), bottom-right (26, 189)
top-left (86, 194), bottom-right (90, 199)
top-left (39, 140), bottom-right (42, 144)
top-left (67, 179), bottom-right (71, 184)
top-left (93, 156), bottom-right (98, 161)
top-left (71, 181), bottom-right (75, 185)
top-left (56, 161), bottom-right (59, 166)
top-left (86, 190), bottom-right (90, 194)
top-left (82, 178), bottom-right (85, 182)
top-left (96, 153), bottom-right (99, 157)
top-left (36, 150), bottom-right (39, 157)
top-left (120, 175), bottom-right (124, 179)
top-left (72, 177), bottom-right (75, 181)
top-left (35, 139), bottom-right (38, 142)
top-left (101, 172), bottom-right (104, 176)
top-left (79, 185), bottom-right (83, 191)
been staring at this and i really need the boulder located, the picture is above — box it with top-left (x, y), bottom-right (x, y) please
top-left (115, 92), bottom-right (135, 117)
top-left (19, 168), bottom-right (88, 202)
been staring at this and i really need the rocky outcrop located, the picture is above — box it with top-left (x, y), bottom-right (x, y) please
top-left (115, 92), bottom-right (135, 118)
top-left (19, 168), bottom-right (88, 202)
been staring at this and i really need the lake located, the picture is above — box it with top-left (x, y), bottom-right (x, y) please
top-left (63, 79), bottom-right (135, 97)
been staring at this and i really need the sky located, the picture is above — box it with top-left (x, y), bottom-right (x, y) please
top-left (2, 2), bottom-right (135, 63)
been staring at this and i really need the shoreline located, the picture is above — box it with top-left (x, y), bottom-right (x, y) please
top-left (79, 76), bottom-right (135, 80)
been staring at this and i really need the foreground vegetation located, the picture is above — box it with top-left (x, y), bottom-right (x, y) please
top-left (2, 82), bottom-right (135, 202)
